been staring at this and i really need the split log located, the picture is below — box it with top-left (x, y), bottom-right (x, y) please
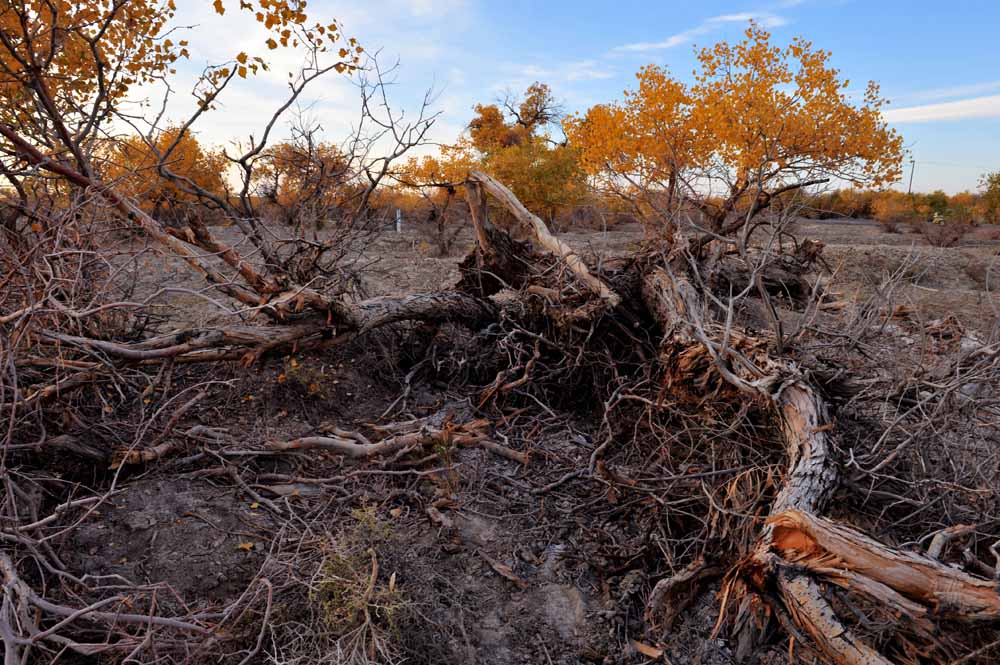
top-left (770, 510), bottom-right (1000, 622)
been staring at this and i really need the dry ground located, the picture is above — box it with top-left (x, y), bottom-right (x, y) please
top-left (76, 216), bottom-right (1000, 664)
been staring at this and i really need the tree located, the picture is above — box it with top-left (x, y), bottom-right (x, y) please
top-left (252, 123), bottom-right (355, 232)
top-left (925, 189), bottom-right (950, 216)
top-left (395, 148), bottom-right (475, 255)
top-left (104, 128), bottom-right (227, 222)
top-left (465, 83), bottom-right (586, 225)
top-left (871, 189), bottom-right (920, 227)
top-left (396, 82), bottom-right (585, 240)
top-left (980, 171), bottom-right (1000, 223)
top-left (565, 23), bottom-right (904, 240)
top-left (948, 190), bottom-right (978, 224)
top-left (0, 0), bottom-right (356, 168)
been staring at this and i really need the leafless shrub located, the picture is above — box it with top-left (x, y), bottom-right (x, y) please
top-left (878, 217), bottom-right (901, 234)
top-left (916, 220), bottom-right (971, 247)
top-left (977, 225), bottom-right (1000, 242)
top-left (964, 255), bottom-right (996, 288)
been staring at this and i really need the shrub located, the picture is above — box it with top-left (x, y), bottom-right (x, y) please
top-left (916, 220), bottom-right (970, 248)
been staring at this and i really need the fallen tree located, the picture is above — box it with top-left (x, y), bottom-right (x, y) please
top-left (457, 171), bottom-right (1000, 664)
top-left (5, 160), bottom-right (999, 663)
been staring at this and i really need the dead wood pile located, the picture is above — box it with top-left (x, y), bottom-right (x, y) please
top-left (2, 168), bottom-right (999, 664)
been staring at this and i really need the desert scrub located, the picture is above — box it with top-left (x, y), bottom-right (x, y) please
top-left (306, 506), bottom-right (409, 664)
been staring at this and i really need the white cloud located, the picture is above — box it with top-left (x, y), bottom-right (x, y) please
top-left (711, 13), bottom-right (759, 22)
top-left (902, 80), bottom-right (1000, 104)
top-left (614, 11), bottom-right (788, 52)
top-left (884, 94), bottom-right (1000, 123)
top-left (565, 60), bottom-right (616, 81)
top-left (493, 60), bottom-right (616, 91)
top-left (615, 34), bottom-right (690, 52)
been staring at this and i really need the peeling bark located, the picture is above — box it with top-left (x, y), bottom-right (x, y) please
top-left (770, 510), bottom-right (1000, 622)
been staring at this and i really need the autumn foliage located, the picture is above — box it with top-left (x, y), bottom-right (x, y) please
top-left (103, 129), bottom-right (227, 220)
top-left (401, 83), bottom-right (586, 229)
top-left (565, 23), bottom-right (904, 234)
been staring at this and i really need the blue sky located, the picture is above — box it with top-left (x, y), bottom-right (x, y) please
top-left (166, 0), bottom-right (1000, 193)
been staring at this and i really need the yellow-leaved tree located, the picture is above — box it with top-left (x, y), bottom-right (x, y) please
top-left (0, 0), bottom-right (364, 307)
top-left (565, 23), bottom-right (904, 242)
top-left (0, 0), bottom-right (358, 173)
top-left (981, 171), bottom-right (1000, 224)
top-left (396, 82), bottom-right (586, 251)
top-left (395, 147), bottom-right (475, 255)
top-left (104, 128), bottom-right (227, 222)
top-left (464, 83), bottom-right (587, 225)
top-left (252, 133), bottom-right (353, 231)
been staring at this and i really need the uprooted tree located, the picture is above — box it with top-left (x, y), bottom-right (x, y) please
top-left (2, 5), bottom-right (999, 663)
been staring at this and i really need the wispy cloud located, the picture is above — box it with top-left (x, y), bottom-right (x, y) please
top-left (614, 11), bottom-right (788, 52)
top-left (884, 94), bottom-right (1000, 123)
top-left (901, 80), bottom-right (1000, 104)
top-left (494, 60), bottom-right (616, 91)
top-left (565, 60), bottom-right (616, 81)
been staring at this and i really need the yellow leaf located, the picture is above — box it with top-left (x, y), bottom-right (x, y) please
top-left (236, 52), bottom-right (248, 64)
top-left (266, 38), bottom-right (278, 50)
top-left (213, 0), bottom-right (225, 14)
top-left (249, 502), bottom-right (260, 509)
top-left (238, 65), bottom-right (247, 78)
top-left (237, 541), bottom-right (255, 551)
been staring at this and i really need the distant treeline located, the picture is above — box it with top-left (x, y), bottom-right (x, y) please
top-left (795, 179), bottom-right (1000, 225)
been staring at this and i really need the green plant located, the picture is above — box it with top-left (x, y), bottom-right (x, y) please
top-left (306, 506), bottom-right (408, 664)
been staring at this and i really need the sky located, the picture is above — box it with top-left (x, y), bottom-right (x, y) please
top-left (156, 0), bottom-right (1000, 194)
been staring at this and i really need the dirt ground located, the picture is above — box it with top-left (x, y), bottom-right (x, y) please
top-left (76, 216), bottom-right (1000, 664)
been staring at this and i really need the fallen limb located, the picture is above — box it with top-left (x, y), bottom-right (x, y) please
top-left (267, 420), bottom-right (490, 458)
top-left (465, 170), bottom-right (621, 307)
top-left (33, 291), bottom-right (497, 371)
top-left (645, 556), bottom-right (721, 632)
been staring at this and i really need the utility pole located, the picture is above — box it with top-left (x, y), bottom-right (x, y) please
top-left (907, 158), bottom-right (916, 195)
